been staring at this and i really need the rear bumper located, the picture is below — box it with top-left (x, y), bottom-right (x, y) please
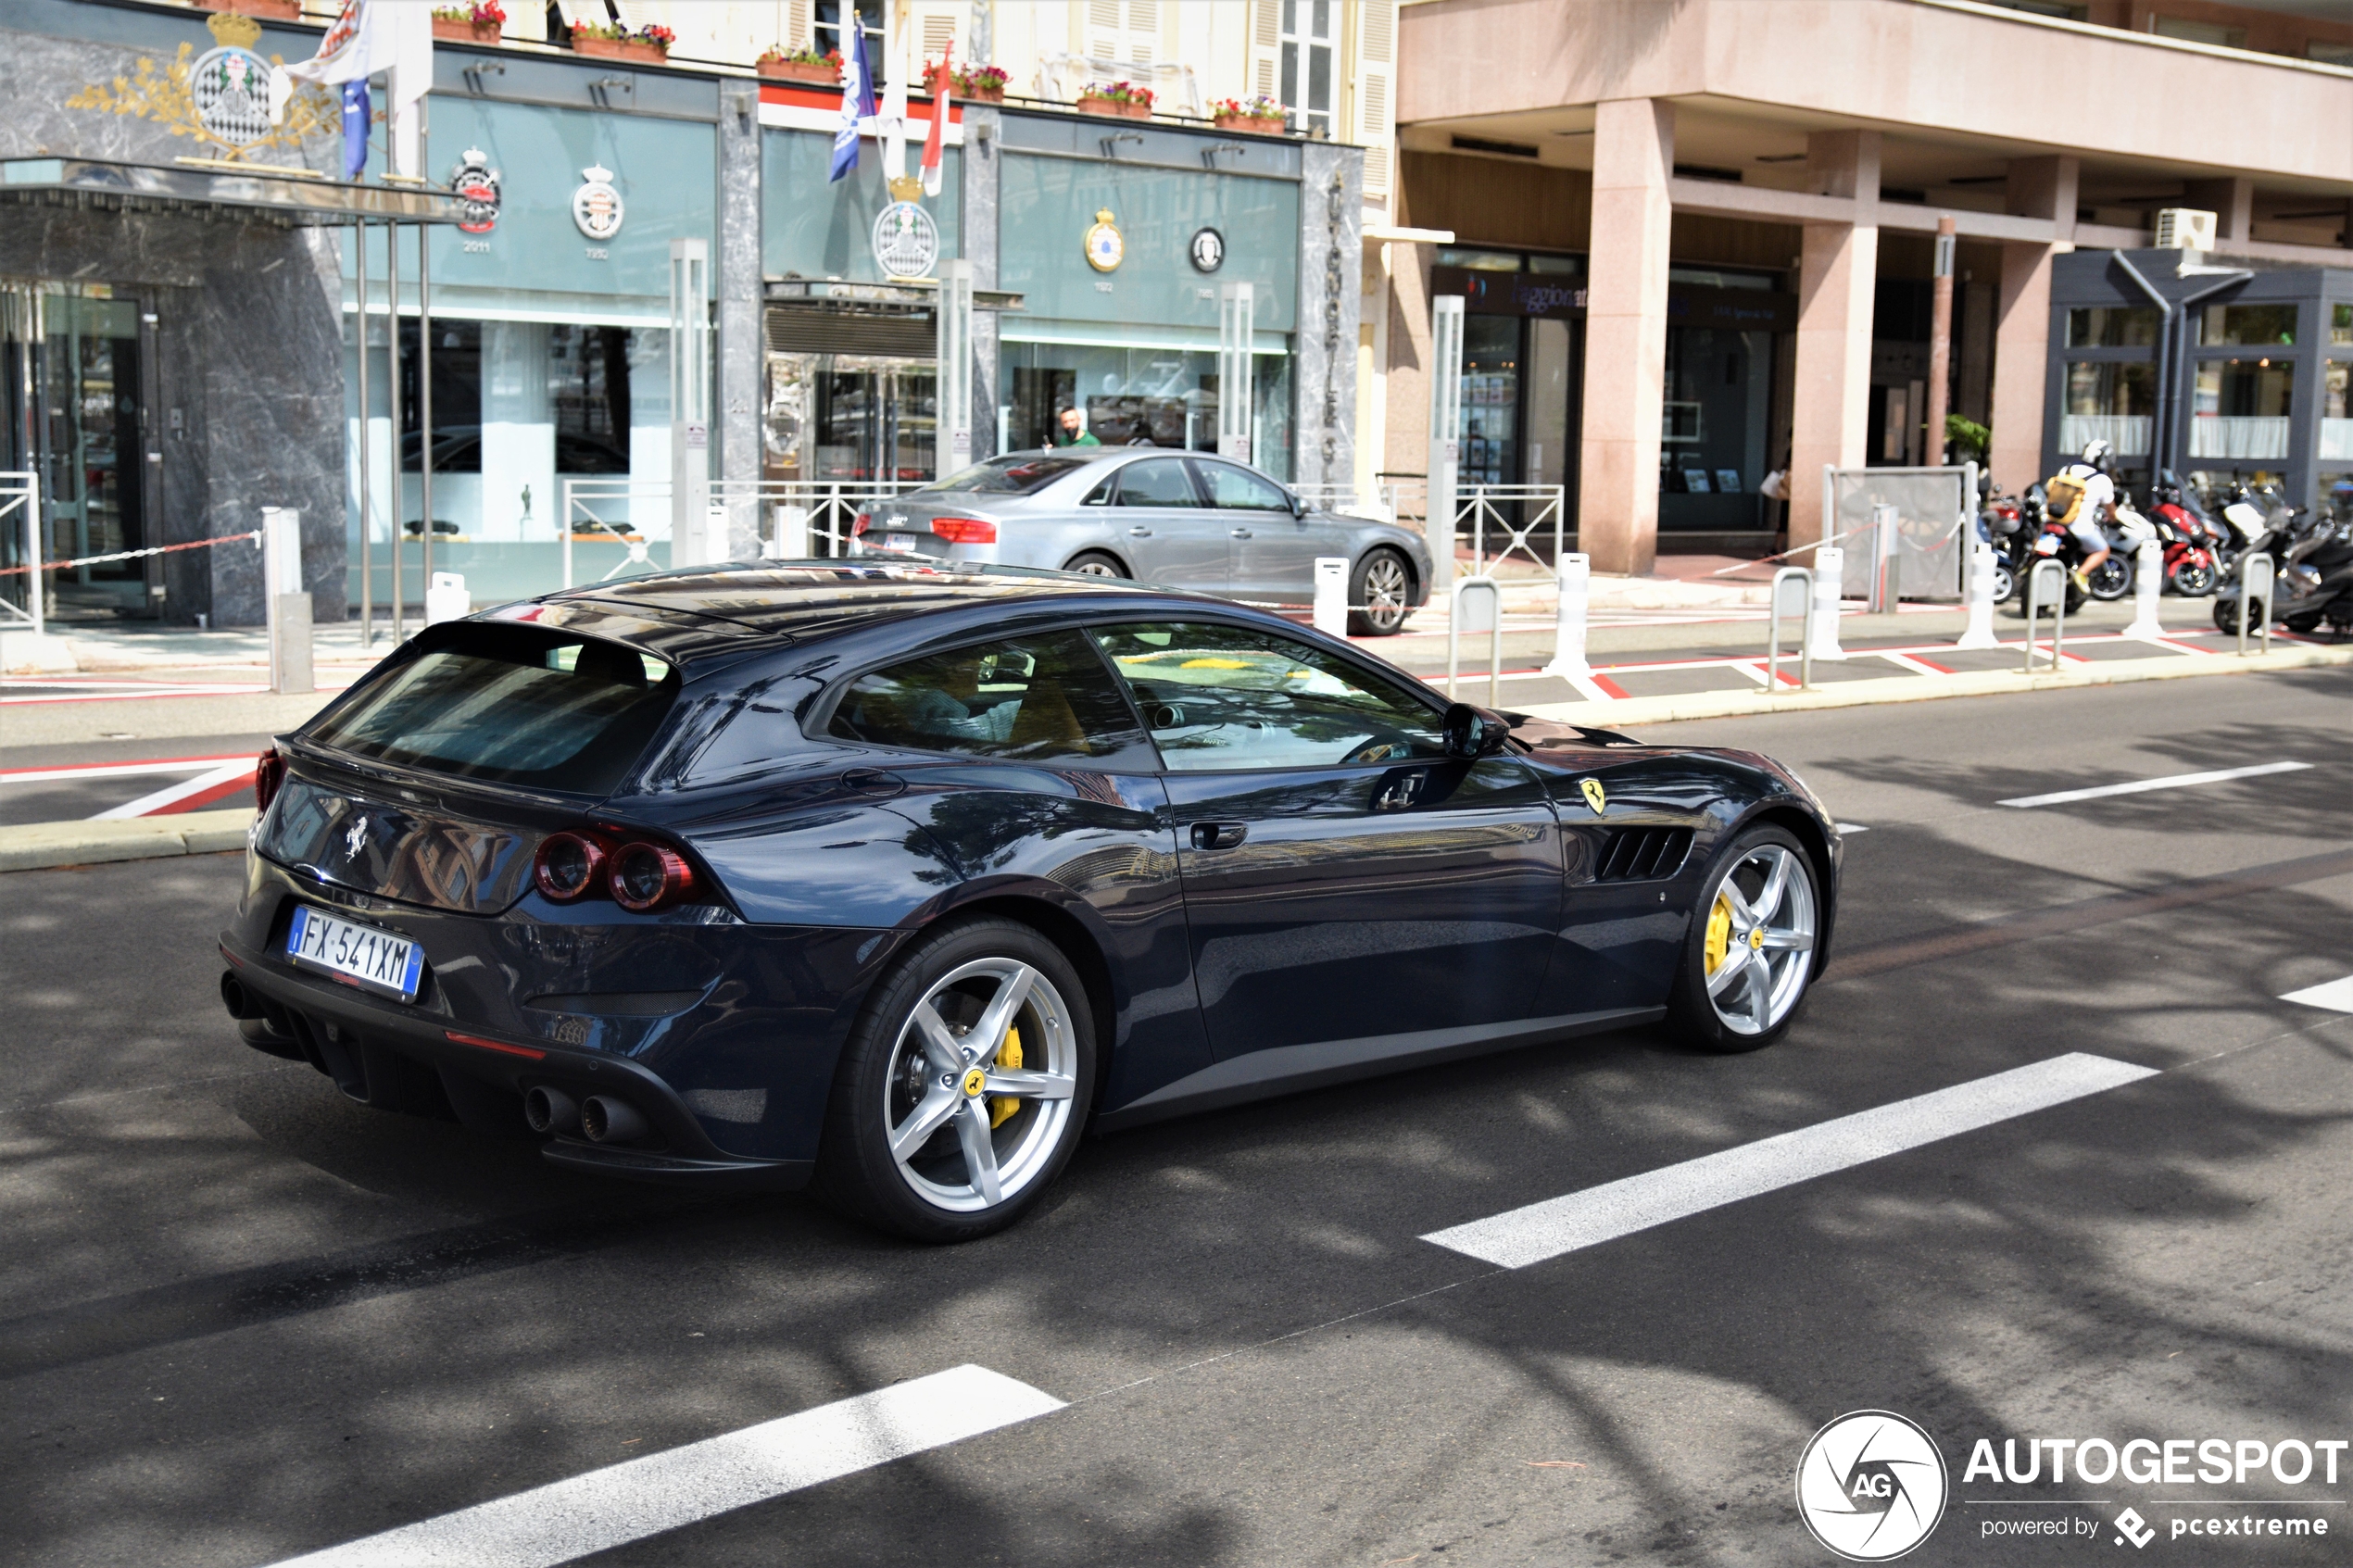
top-left (220, 932), bottom-right (813, 1192)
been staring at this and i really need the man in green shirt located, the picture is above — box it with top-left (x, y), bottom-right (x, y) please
top-left (1055, 406), bottom-right (1101, 446)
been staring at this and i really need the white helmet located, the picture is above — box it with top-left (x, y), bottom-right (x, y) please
top-left (2081, 437), bottom-right (2113, 470)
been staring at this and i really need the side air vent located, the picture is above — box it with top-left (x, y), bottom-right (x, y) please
top-left (1593, 826), bottom-right (1693, 883)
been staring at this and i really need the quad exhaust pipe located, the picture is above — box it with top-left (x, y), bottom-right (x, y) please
top-left (523, 1085), bottom-right (578, 1135)
top-left (580, 1095), bottom-right (649, 1145)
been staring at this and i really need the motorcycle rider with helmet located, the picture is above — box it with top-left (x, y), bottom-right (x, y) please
top-left (2046, 438), bottom-right (2117, 591)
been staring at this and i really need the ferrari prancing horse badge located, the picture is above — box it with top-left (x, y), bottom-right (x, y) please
top-left (1580, 778), bottom-right (1607, 815)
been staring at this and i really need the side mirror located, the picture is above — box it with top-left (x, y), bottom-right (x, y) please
top-left (1289, 490), bottom-right (1309, 518)
top-left (1442, 702), bottom-right (1511, 759)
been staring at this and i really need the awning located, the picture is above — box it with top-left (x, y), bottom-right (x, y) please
top-left (764, 278), bottom-right (1027, 313)
top-left (0, 157), bottom-right (468, 227)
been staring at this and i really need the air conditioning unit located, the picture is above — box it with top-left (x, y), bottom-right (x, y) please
top-left (2154, 207), bottom-right (2218, 251)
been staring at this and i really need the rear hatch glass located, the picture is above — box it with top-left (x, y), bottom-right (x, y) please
top-left (307, 624), bottom-right (678, 797)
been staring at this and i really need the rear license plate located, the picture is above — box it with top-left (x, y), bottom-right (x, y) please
top-left (285, 904), bottom-right (423, 1003)
top-left (871, 532), bottom-right (918, 553)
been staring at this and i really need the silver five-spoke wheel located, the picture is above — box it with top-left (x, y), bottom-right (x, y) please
top-left (1700, 841), bottom-right (1817, 1037)
top-left (883, 957), bottom-right (1079, 1213)
top-left (1351, 548), bottom-right (1414, 635)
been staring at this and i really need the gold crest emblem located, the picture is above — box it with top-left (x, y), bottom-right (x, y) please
top-left (67, 14), bottom-right (338, 164)
top-left (1579, 777), bottom-right (1607, 815)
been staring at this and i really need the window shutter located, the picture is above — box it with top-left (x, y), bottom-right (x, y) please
top-left (787, 0), bottom-right (811, 50)
top-left (1354, 0), bottom-right (1395, 198)
top-left (1126, 0), bottom-right (1159, 62)
top-left (1252, 0), bottom-right (1280, 100)
top-left (911, 1), bottom-right (961, 64)
top-left (1086, 0), bottom-right (1125, 60)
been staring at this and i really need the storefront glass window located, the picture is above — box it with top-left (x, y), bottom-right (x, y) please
top-left (1435, 248), bottom-right (1520, 272)
top-left (1659, 326), bottom-right (1771, 531)
top-left (2334, 304), bottom-right (2352, 346)
top-left (2195, 303), bottom-right (2297, 346)
top-left (2189, 358), bottom-right (2293, 460)
top-left (999, 344), bottom-right (1294, 480)
top-left (2066, 307), bottom-right (2159, 347)
top-left (1458, 314), bottom-right (1518, 488)
top-left (2320, 360), bottom-right (2352, 467)
top-left (2058, 360), bottom-right (2155, 456)
top-left (399, 320), bottom-right (483, 476)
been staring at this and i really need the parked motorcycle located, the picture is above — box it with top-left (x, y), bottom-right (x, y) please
top-left (2145, 472), bottom-right (2220, 596)
top-left (2086, 498), bottom-right (2159, 601)
top-left (2211, 505), bottom-right (2353, 637)
top-left (2008, 485), bottom-right (2089, 616)
top-left (1978, 487), bottom-right (2032, 603)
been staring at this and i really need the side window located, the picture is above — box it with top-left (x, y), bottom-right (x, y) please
top-left (1089, 622), bottom-right (1446, 771)
top-left (829, 631), bottom-right (1151, 764)
top-left (1193, 459), bottom-right (1292, 512)
top-left (1112, 457), bottom-right (1200, 508)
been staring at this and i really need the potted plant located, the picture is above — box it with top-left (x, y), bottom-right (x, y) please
top-left (1076, 81), bottom-right (1153, 120)
top-left (198, 0), bottom-right (302, 20)
top-left (756, 44), bottom-right (841, 83)
top-left (431, 2), bottom-right (505, 44)
top-left (951, 63), bottom-right (1009, 103)
top-left (1212, 94), bottom-right (1287, 134)
top-left (571, 20), bottom-right (673, 64)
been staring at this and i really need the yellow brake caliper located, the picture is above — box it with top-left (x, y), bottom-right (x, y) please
top-left (989, 1026), bottom-right (1023, 1128)
top-left (1704, 893), bottom-right (1733, 977)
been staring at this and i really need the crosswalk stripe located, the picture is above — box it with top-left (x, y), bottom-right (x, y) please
top-left (1996, 759), bottom-right (2313, 809)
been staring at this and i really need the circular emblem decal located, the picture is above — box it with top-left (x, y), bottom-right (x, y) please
top-left (1579, 777), bottom-right (1606, 815)
top-left (1795, 1411), bottom-right (1948, 1562)
top-left (572, 164), bottom-right (624, 242)
top-left (961, 1067), bottom-right (988, 1098)
top-left (190, 42), bottom-right (273, 149)
top-left (1084, 207), bottom-right (1125, 273)
top-left (1189, 227), bottom-right (1226, 273)
top-left (871, 200), bottom-right (940, 280)
top-left (450, 147), bottom-right (502, 236)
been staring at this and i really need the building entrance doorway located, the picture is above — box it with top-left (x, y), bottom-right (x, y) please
top-left (765, 351), bottom-right (937, 486)
top-left (2, 282), bottom-right (160, 621)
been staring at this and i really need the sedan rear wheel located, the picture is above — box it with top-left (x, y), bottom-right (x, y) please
top-left (1665, 826), bottom-right (1818, 1053)
top-left (1063, 550), bottom-right (1128, 579)
top-left (816, 917), bottom-right (1094, 1241)
top-left (1349, 547), bottom-right (1415, 636)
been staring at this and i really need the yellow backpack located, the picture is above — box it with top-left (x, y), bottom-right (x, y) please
top-left (2044, 470), bottom-right (2086, 525)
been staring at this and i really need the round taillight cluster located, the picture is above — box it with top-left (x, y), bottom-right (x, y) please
top-left (533, 830), bottom-right (701, 912)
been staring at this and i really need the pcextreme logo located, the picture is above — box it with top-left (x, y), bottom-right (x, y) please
top-left (1796, 1411), bottom-right (1950, 1562)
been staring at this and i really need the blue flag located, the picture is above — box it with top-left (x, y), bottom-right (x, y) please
top-left (829, 22), bottom-right (877, 182)
top-left (340, 79), bottom-right (370, 181)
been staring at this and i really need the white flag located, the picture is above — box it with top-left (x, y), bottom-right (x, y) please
top-left (269, 0), bottom-right (433, 174)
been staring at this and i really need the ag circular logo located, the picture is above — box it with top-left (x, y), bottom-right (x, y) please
top-left (1794, 1411), bottom-right (1948, 1562)
top-left (1189, 226), bottom-right (1225, 272)
top-left (572, 164), bottom-right (624, 241)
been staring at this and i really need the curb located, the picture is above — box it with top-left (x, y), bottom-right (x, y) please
top-left (0, 808), bottom-right (255, 873)
top-left (1518, 643), bottom-right (2353, 728)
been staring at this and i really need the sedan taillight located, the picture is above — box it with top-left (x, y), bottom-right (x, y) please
top-left (852, 512), bottom-right (873, 536)
top-left (254, 747), bottom-right (285, 811)
top-left (930, 516), bottom-right (998, 545)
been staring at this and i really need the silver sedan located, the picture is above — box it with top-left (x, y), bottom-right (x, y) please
top-left (851, 449), bottom-right (1435, 635)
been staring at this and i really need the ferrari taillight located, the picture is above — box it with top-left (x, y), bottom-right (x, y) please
top-left (534, 830), bottom-right (609, 901)
top-left (610, 841), bottom-right (697, 912)
top-left (254, 747), bottom-right (285, 812)
top-left (533, 826), bottom-right (705, 912)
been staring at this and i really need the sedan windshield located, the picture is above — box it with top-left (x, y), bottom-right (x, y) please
top-left (923, 454), bottom-right (1095, 495)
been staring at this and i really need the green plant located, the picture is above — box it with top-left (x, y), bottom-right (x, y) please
top-left (951, 64), bottom-right (1009, 93)
top-left (759, 44), bottom-right (838, 67)
top-left (433, 1), bottom-right (503, 19)
top-left (1081, 80), bottom-right (1153, 108)
top-left (1213, 95), bottom-right (1284, 120)
top-left (1945, 413), bottom-right (1990, 460)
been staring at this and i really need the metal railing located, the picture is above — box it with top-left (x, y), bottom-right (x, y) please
top-left (2021, 558), bottom-right (2069, 673)
top-left (0, 470), bottom-right (39, 637)
top-left (1768, 567), bottom-right (1814, 692)
top-left (1456, 485), bottom-right (1568, 579)
top-left (559, 479), bottom-right (933, 589)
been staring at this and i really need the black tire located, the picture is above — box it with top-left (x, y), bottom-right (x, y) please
top-left (2284, 613), bottom-right (2322, 634)
top-left (1348, 546), bottom-right (1416, 636)
top-left (1663, 826), bottom-right (1820, 1055)
top-left (814, 916), bottom-right (1096, 1243)
top-left (2167, 559), bottom-right (2217, 597)
top-left (2212, 596), bottom-right (2246, 634)
top-left (1063, 550), bottom-right (1128, 579)
top-left (1991, 560), bottom-right (2017, 604)
top-left (2087, 556), bottom-right (2133, 601)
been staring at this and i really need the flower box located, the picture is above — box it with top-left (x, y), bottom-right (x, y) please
top-left (433, 18), bottom-right (503, 44)
top-left (1214, 112), bottom-right (1287, 135)
top-left (573, 35), bottom-right (669, 65)
top-left (757, 56), bottom-right (841, 84)
top-left (1076, 94), bottom-right (1151, 120)
top-left (958, 84), bottom-right (1006, 104)
top-left (200, 0), bottom-right (302, 19)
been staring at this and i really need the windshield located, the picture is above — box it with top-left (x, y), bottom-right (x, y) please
top-left (307, 625), bottom-right (678, 796)
top-left (923, 454), bottom-right (1094, 495)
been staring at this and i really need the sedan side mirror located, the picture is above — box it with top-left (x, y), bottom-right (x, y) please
top-left (1442, 702), bottom-right (1511, 759)
top-left (1289, 490), bottom-right (1309, 518)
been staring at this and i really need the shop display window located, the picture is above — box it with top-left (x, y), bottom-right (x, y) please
top-left (1458, 314), bottom-right (1519, 488)
top-left (1658, 326), bottom-right (1771, 528)
top-left (2066, 307), bottom-right (2160, 348)
top-left (2334, 304), bottom-right (2352, 346)
top-left (2190, 359), bottom-right (2293, 460)
top-left (2194, 303), bottom-right (2297, 347)
top-left (549, 325), bottom-right (638, 475)
top-left (397, 320), bottom-right (482, 474)
top-left (1000, 344), bottom-right (1294, 481)
top-left (2059, 360), bottom-right (2156, 456)
top-left (2322, 359), bottom-right (2352, 464)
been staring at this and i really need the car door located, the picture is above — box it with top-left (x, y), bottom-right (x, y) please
top-left (1101, 455), bottom-right (1226, 590)
top-left (1088, 618), bottom-right (1564, 1063)
top-left (1189, 457), bottom-right (1340, 604)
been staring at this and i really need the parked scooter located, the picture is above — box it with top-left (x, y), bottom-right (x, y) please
top-left (2211, 505), bottom-right (2353, 637)
top-left (2010, 487), bottom-right (2090, 616)
top-left (2087, 497), bottom-right (2159, 601)
top-left (1978, 487), bottom-right (2033, 603)
top-left (2145, 472), bottom-right (2221, 596)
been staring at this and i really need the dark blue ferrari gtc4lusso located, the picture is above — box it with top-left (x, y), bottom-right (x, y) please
top-left (218, 562), bottom-right (1842, 1241)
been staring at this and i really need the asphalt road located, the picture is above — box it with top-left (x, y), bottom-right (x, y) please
top-left (4, 669), bottom-right (2348, 1567)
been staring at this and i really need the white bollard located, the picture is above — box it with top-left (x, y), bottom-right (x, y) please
top-left (2122, 537), bottom-right (2165, 640)
top-left (1954, 541), bottom-right (2000, 648)
top-left (1806, 544), bottom-right (1847, 660)
top-left (424, 571), bottom-right (472, 625)
top-left (1312, 556), bottom-right (1349, 637)
top-left (767, 504), bottom-right (811, 559)
top-left (261, 506), bottom-right (312, 695)
top-left (1542, 551), bottom-right (1592, 677)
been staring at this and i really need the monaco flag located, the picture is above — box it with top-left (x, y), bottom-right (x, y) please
top-left (922, 47), bottom-right (951, 199)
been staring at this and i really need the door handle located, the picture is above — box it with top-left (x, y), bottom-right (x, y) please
top-left (1230, 528), bottom-right (1252, 539)
top-left (1189, 821), bottom-right (1248, 851)
top-left (1128, 526), bottom-right (1153, 537)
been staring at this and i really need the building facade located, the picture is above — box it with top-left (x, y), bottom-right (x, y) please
top-left (1381, 0), bottom-right (2353, 573)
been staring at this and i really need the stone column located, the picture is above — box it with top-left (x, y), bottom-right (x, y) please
top-left (1575, 96), bottom-right (1673, 576)
top-left (716, 83), bottom-right (764, 557)
top-left (1787, 130), bottom-right (1880, 550)
top-left (1294, 143), bottom-right (1364, 492)
top-left (1989, 156), bottom-right (2077, 495)
top-left (963, 106), bottom-right (1002, 458)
